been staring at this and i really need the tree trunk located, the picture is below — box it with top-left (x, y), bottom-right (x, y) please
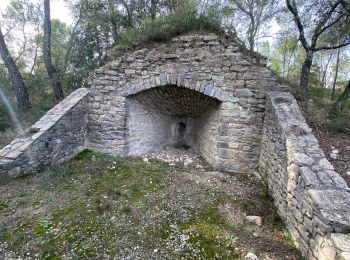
top-left (300, 50), bottom-right (314, 95)
top-left (108, 0), bottom-right (118, 44)
top-left (331, 47), bottom-right (341, 98)
top-left (0, 27), bottom-right (30, 112)
top-left (321, 51), bottom-right (333, 87)
top-left (43, 0), bottom-right (64, 101)
top-left (330, 80), bottom-right (350, 114)
top-left (150, 0), bottom-right (157, 20)
top-left (282, 33), bottom-right (288, 77)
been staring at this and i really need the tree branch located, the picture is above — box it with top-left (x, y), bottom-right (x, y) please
top-left (286, 0), bottom-right (310, 50)
top-left (314, 41), bottom-right (350, 51)
top-left (64, 9), bottom-right (82, 73)
top-left (312, 0), bottom-right (344, 44)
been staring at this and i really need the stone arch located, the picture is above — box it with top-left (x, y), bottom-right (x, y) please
top-left (122, 73), bottom-right (228, 102)
top-left (86, 32), bottom-right (279, 172)
top-left (125, 82), bottom-right (222, 164)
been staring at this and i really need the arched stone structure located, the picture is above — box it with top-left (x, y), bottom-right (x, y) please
top-left (87, 34), bottom-right (282, 172)
top-left (1, 33), bottom-right (349, 259)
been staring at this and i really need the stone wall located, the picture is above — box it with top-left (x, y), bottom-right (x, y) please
top-left (217, 90), bottom-right (266, 172)
top-left (126, 97), bottom-right (175, 155)
top-left (259, 92), bottom-right (350, 259)
top-left (0, 88), bottom-right (89, 178)
top-left (188, 104), bottom-right (220, 166)
top-left (87, 33), bottom-right (285, 173)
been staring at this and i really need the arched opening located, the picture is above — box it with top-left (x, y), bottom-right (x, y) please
top-left (126, 85), bottom-right (221, 164)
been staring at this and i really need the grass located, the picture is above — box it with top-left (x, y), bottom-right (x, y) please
top-left (0, 149), bottom-right (300, 259)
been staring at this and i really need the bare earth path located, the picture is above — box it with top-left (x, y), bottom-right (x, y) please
top-left (0, 149), bottom-right (300, 259)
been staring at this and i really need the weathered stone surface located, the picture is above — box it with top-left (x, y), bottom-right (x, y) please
top-left (309, 190), bottom-right (350, 229)
top-left (0, 88), bottom-right (89, 177)
top-left (85, 33), bottom-right (277, 172)
top-left (259, 91), bottom-right (349, 260)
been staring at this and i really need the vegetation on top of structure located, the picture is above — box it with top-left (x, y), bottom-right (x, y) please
top-left (106, 1), bottom-right (224, 61)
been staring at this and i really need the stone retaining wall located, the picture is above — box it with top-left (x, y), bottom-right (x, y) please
top-left (259, 92), bottom-right (350, 259)
top-left (0, 88), bottom-right (89, 178)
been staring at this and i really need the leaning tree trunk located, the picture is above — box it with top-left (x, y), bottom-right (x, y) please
top-left (0, 27), bottom-right (30, 112)
top-left (330, 80), bottom-right (350, 115)
top-left (43, 0), bottom-right (64, 101)
top-left (300, 50), bottom-right (314, 95)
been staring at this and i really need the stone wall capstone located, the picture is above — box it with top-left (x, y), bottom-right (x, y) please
top-left (259, 91), bottom-right (350, 259)
top-left (0, 88), bottom-right (89, 178)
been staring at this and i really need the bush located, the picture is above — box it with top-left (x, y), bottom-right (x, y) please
top-left (106, 0), bottom-right (224, 60)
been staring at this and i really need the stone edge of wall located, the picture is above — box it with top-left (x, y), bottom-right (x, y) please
top-left (259, 91), bottom-right (350, 259)
top-left (0, 88), bottom-right (89, 178)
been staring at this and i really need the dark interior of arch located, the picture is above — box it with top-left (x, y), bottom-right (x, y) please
top-left (126, 85), bottom-right (221, 165)
top-left (133, 85), bottom-right (220, 117)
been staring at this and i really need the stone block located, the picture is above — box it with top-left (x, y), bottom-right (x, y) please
top-left (218, 148), bottom-right (234, 159)
top-left (308, 189), bottom-right (350, 230)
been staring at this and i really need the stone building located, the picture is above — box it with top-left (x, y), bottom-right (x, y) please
top-left (86, 33), bottom-right (283, 173)
top-left (0, 33), bottom-right (349, 259)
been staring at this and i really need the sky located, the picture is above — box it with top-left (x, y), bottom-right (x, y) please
top-left (0, 0), bottom-right (73, 25)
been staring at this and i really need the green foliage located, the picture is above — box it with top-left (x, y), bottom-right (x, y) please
top-left (34, 218), bottom-right (54, 235)
top-left (225, 234), bottom-right (239, 244)
top-left (135, 200), bottom-right (145, 209)
top-left (106, 0), bottom-right (223, 60)
top-left (74, 149), bottom-right (95, 160)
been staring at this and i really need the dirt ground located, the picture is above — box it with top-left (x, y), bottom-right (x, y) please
top-left (302, 100), bottom-right (350, 186)
top-left (0, 149), bottom-right (300, 259)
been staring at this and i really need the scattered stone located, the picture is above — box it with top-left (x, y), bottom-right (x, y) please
top-left (164, 54), bottom-right (177, 59)
top-left (245, 216), bottom-right (262, 226)
top-left (330, 149), bottom-right (339, 159)
top-left (143, 158), bottom-right (149, 162)
top-left (347, 171), bottom-right (350, 176)
top-left (184, 159), bottom-right (193, 167)
top-left (245, 252), bottom-right (259, 260)
top-left (330, 153), bottom-right (338, 159)
top-left (180, 234), bottom-right (189, 241)
top-left (148, 147), bottom-right (204, 169)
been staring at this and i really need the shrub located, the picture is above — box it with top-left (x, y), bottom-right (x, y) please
top-left (106, 0), bottom-right (224, 60)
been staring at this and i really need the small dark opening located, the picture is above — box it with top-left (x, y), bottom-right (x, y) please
top-left (174, 122), bottom-right (190, 149)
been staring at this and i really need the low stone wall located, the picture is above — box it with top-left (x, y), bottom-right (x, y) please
top-left (259, 92), bottom-right (350, 259)
top-left (0, 88), bottom-right (89, 178)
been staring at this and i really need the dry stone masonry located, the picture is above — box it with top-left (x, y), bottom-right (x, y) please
top-left (0, 33), bottom-right (349, 259)
top-left (87, 33), bottom-right (277, 172)
top-left (260, 92), bottom-right (350, 259)
top-left (0, 88), bottom-right (89, 177)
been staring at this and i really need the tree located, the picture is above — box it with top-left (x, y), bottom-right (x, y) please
top-left (286, 0), bottom-right (350, 95)
top-left (330, 79), bottom-right (350, 114)
top-left (43, 0), bottom-right (64, 101)
top-left (0, 27), bottom-right (30, 112)
top-left (225, 0), bottom-right (280, 51)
